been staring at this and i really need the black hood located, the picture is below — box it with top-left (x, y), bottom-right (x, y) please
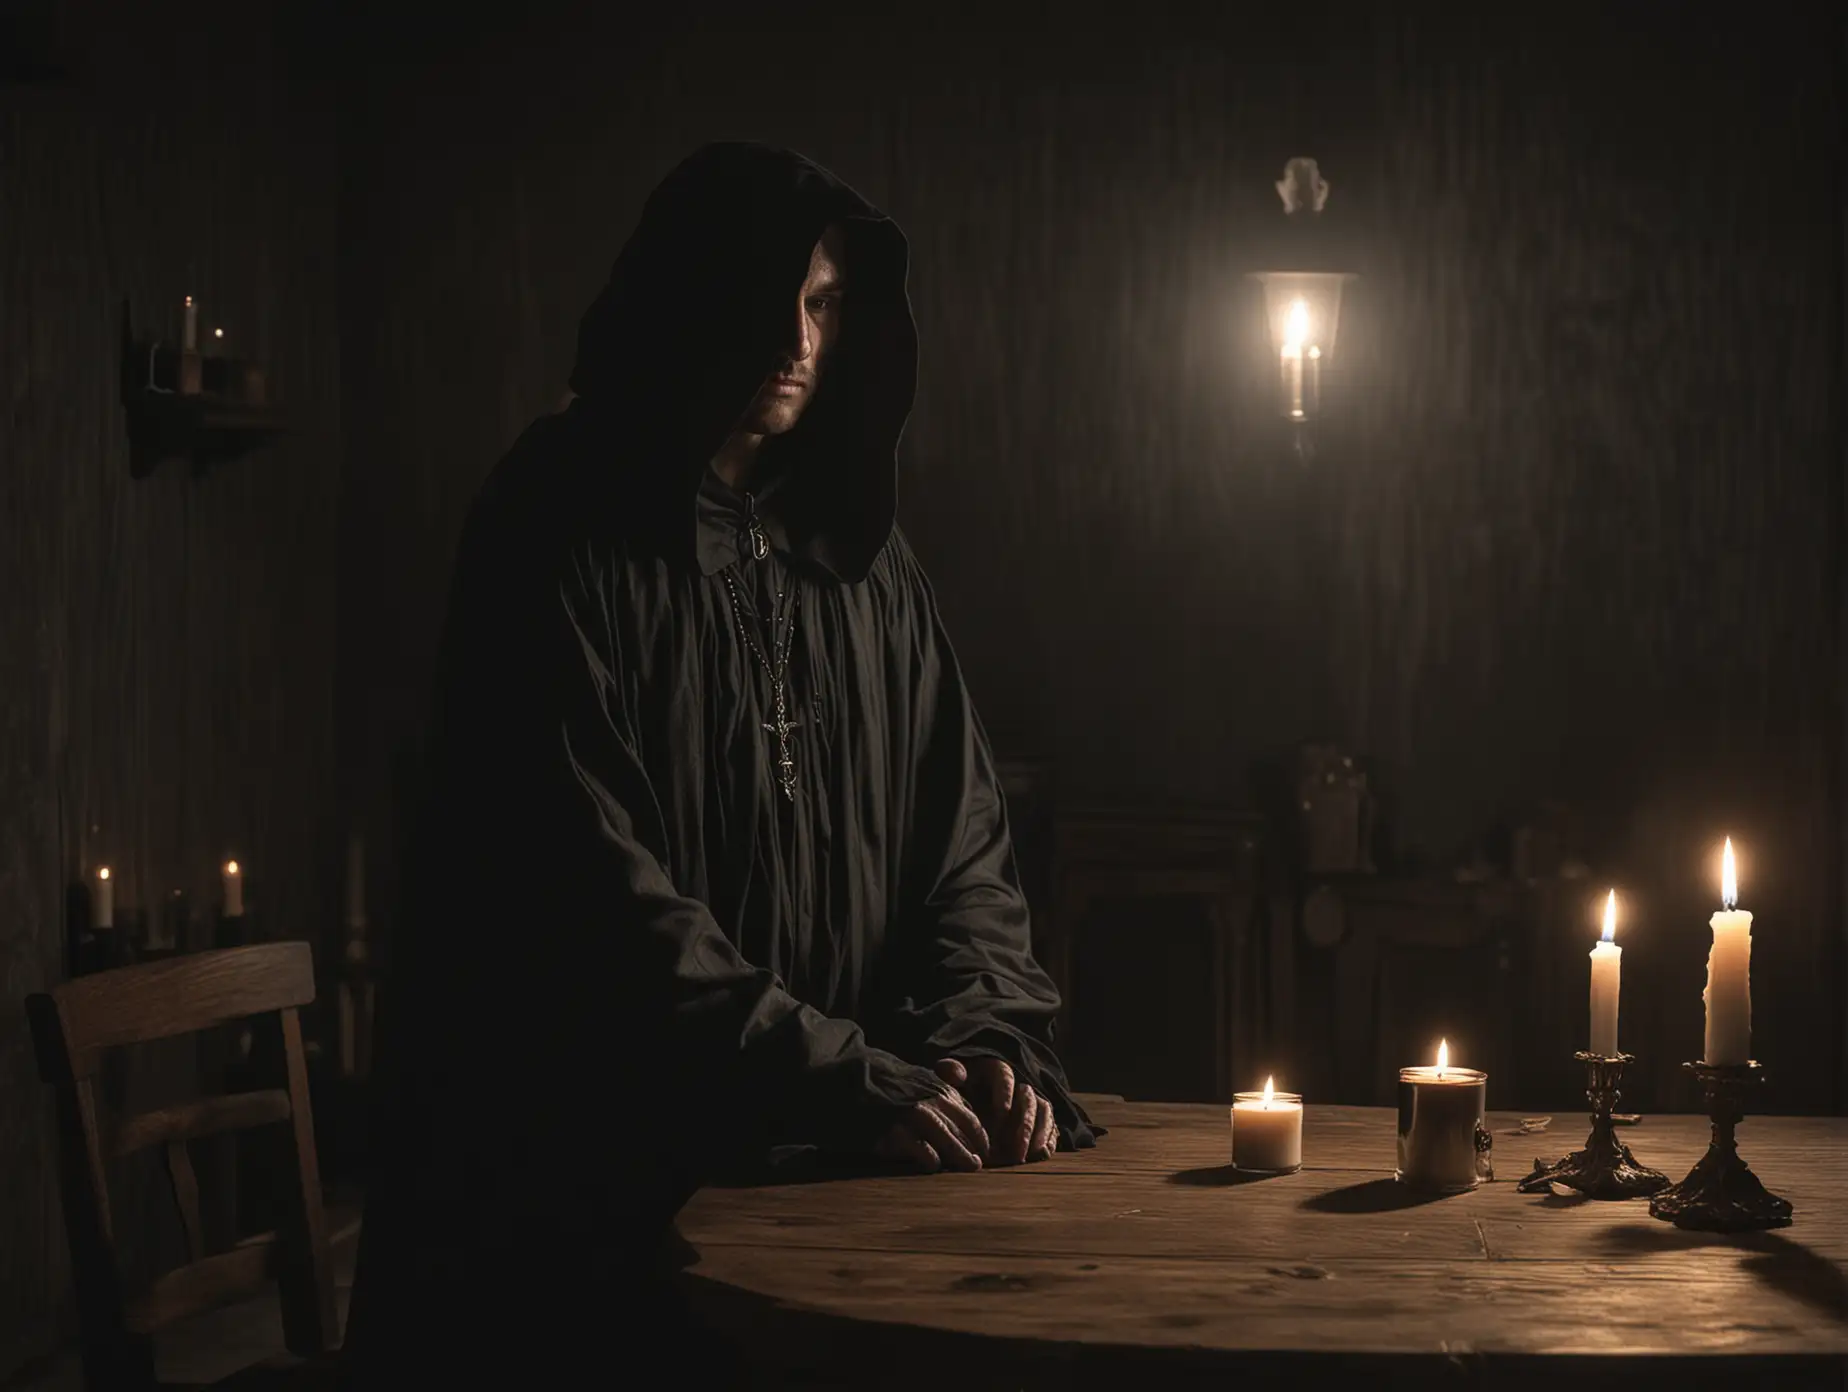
top-left (568, 141), bottom-right (919, 584)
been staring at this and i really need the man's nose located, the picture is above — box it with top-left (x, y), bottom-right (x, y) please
top-left (788, 306), bottom-right (815, 361)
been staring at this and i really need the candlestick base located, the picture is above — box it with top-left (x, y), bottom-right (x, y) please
top-left (1517, 1052), bottom-right (1669, 1200)
top-left (1648, 1062), bottom-right (1792, 1232)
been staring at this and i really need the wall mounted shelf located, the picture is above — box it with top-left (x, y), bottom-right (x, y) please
top-left (120, 298), bottom-right (291, 478)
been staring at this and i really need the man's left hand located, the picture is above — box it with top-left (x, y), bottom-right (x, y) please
top-left (934, 1057), bottom-right (1056, 1166)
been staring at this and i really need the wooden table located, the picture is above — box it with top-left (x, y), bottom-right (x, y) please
top-left (677, 1096), bottom-right (1848, 1389)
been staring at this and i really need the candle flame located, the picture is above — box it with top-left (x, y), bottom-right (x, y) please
top-left (98, 866), bottom-right (110, 881)
top-left (1721, 838), bottom-right (1736, 910)
top-left (1436, 1039), bottom-right (1448, 1074)
top-left (1283, 298), bottom-right (1309, 351)
top-left (225, 860), bottom-right (239, 876)
top-left (1601, 889), bottom-right (1617, 943)
top-left (184, 295), bottom-right (193, 307)
top-left (1262, 1076), bottom-right (1274, 1107)
top-left (213, 327), bottom-right (225, 339)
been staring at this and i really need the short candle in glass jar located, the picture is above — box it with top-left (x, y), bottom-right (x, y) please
top-left (1230, 1077), bottom-right (1302, 1174)
top-left (1396, 1041), bottom-right (1490, 1193)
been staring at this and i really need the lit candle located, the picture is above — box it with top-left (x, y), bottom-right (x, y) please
top-left (1703, 837), bottom-right (1752, 1064)
top-left (94, 866), bottom-right (114, 930)
top-left (1230, 1076), bottom-right (1303, 1173)
top-left (1589, 889), bottom-right (1621, 1056)
top-left (183, 295), bottom-right (197, 352)
top-left (1282, 298), bottom-right (1308, 418)
top-left (223, 859), bottom-right (244, 918)
top-left (1396, 1039), bottom-right (1491, 1193)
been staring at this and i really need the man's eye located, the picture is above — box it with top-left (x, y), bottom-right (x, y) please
top-left (806, 296), bottom-right (837, 314)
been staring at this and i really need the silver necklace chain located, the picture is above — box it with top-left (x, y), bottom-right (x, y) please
top-left (722, 566), bottom-right (803, 801)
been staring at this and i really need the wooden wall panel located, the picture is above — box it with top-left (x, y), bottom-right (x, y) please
top-left (0, 6), bottom-right (342, 1375)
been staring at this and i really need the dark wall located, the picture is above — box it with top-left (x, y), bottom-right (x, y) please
top-left (338, 9), bottom-right (1845, 1115)
top-left (0, 5), bottom-right (343, 1375)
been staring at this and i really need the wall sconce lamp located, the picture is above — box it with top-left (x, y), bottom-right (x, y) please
top-left (1249, 157), bottom-right (1357, 462)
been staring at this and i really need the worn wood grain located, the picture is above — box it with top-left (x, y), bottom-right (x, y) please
top-left (53, 944), bottom-right (313, 1075)
top-left (679, 1100), bottom-right (1848, 1366)
top-left (112, 1090), bottom-right (292, 1159)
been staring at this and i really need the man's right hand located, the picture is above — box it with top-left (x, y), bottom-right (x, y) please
top-left (874, 1086), bottom-right (992, 1172)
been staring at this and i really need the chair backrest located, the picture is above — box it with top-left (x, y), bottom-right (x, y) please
top-left (29, 942), bottom-right (338, 1390)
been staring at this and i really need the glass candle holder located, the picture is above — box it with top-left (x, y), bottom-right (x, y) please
top-left (1230, 1089), bottom-right (1303, 1173)
top-left (1396, 1066), bottom-right (1492, 1193)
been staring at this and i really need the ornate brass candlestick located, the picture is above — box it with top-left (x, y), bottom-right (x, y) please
top-left (1517, 1052), bottom-right (1668, 1200)
top-left (1648, 1061), bottom-right (1792, 1232)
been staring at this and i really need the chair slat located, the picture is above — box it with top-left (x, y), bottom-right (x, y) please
top-left (53, 944), bottom-right (314, 1077)
top-left (114, 1088), bottom-right (293, 1157)
top-left (123, 1235), bottom-right (277, 1334)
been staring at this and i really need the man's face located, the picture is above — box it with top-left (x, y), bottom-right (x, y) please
top-left (737, 224), bottom-right (847, 436)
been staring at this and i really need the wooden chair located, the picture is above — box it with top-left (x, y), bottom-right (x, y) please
top-left (29, 942), bottom-right (343, 1390)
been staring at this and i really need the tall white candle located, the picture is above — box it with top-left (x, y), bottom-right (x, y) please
top-left (1703, 837), bottom-right (1752, 1064)
top-left (1231, 1076), bottom-right (1303, 1173)
top-left (183, 295), bottom-right (197, 352)
top-left (1589, 889), bottom-right (1621, 1055)
top-left (223, 860), bottom-right (244, 918)
top-left (94, 866), bottom-right (114, 930)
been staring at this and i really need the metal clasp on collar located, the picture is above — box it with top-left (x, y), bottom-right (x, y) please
top-left (742, 491), bottom-right (769, 562)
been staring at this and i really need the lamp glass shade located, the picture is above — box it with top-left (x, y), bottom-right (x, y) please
top-left (1250, 270), bottom-right (1355, 360)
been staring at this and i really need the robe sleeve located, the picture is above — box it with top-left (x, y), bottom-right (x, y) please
top-left (881, 540), bottom-right (1099, 1149)
top-left (461, 520), bottom-right (948, 1170)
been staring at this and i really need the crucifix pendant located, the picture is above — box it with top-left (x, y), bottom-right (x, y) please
top-left (763, 686), bottom-right (803, 801)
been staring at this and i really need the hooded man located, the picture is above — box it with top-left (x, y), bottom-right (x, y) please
top-left (342, 142), bottom-right (1095, 1382)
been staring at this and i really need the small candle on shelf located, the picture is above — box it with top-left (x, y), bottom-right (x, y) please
top-left (1589, 889), bottom-right (1621, 1056)
top-left (222, 859), bottom-right (244, 919)
top-left (183, 295), bottom-right (197, 352)
top-left (1231, 1076), bottom-right (1303, 1174)
top-left (1396, 1039), bottom-right (1491, 1193)
top-left (94, 866), bottom-right (114, 930)
top-left (1703, 837), bottom-right (1753, 1065)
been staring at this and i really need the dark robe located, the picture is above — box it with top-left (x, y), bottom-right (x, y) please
top-left (342, 142), bottom-right (1093, 1383)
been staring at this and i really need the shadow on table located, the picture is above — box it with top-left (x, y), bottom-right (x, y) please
top-left (1298, 1177), bottom-right (1456, 1213)
top-left (1168, 1165), bottom-right (1291, 1187)
top-left (1598, 1224), bottom-right (1848, 1325)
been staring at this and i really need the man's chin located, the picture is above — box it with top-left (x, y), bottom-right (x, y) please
top-left (742, 401), bottom-right (806, 436)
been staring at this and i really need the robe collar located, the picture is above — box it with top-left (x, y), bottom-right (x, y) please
top-left (695, 465), bottom-right (792, 575)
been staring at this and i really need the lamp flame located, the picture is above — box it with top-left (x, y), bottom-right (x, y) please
top-left (1721, 838), bottom-right (1736, 910)
top-left (98, 866), bottom-right (110, 881)
top-left (1284, 298), bottom-right (1309, 351)
top-left (1601, 889), bottom-right (1617, 943)
top-left (1436, 1039), bottom-right (1448, 1075)
top-left (1262, 1076), bottom-right (1274, 1107)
